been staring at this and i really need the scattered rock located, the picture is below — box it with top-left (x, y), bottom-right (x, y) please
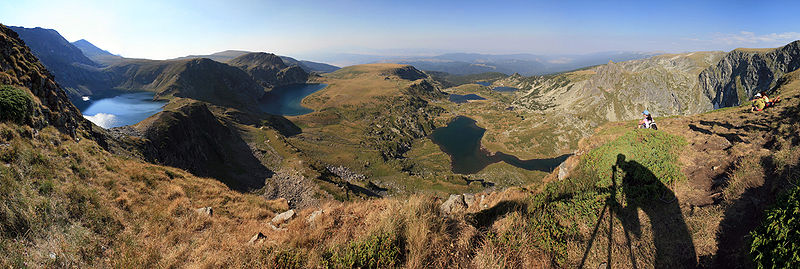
top-left (272, 209), bottom-right (295, 225)
top-left (247, 232), bottom-right (267, 244)
top-left (195, 207), bottom-right (213, 216)
top-left (440, 194), bottom-right (467, 214)
top-left (307, 210), bottom-right (324, 223)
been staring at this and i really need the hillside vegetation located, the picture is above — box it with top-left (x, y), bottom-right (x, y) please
top-left (2, 22), bottom-right (800, 268)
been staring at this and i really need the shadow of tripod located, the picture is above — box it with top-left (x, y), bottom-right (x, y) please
top-left (578, 154), bottom-right (696, 268)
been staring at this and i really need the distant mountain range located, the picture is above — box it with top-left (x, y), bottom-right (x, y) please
top-left (173, 50), bottom-right (341, 73)
top-left (301, 51), bottom-right (661, 76)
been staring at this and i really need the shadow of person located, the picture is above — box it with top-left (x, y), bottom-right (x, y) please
top-left (614, 154), bottom-right (697, 268)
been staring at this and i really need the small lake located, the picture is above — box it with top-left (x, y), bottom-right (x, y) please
top-left (80, 92), bottom-right (166, 129)
top-left (448, 94), bottom-right (486, 104)
top-left (492, 86), bottom-right (518, 92)
top-left (474, 81), bottom-right (491, 86)
top-left (260, 83), bottom-right (327, 116)
top-left (431, 116), bottom-right (570, 174)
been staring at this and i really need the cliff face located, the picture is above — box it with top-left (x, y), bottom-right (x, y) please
top-left (511, 51), bottom-right (726, 123)
top-left (228, 52), bottom-right (309, 88)
top-left (699, 41), bottom-right (800, 108)
top-left (0, 24), bottom-right (90, 135)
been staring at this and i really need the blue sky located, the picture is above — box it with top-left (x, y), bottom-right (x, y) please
top-left (1, 0), bottom-right (798, 61)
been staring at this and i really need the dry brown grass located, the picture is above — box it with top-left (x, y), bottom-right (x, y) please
top-left (302, 64), bottom-right (419, 109)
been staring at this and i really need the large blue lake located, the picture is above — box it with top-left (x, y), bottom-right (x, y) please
top-left (260, 84), bottom-right (328, 116)
top-left (80, 92), bottom-right (166, 129)
top-left (431, 116), bottom-right (570, 174)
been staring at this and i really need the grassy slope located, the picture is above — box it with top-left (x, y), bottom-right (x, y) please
top-left (2, 70), bottom-right (798, 268)
top-left (0, 123), bottom-right (293, 267)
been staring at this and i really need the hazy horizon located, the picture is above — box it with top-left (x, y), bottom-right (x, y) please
top-left (2, 0), bottom-right (799, 62)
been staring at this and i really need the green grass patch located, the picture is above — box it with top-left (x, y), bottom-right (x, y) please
top-left (576, 129), bottom-right (687, 187)
top-left (322, 231), bottom-right (404, 268)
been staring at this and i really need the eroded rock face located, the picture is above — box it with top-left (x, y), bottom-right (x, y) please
top-left (699, 41), bottom-right (800, 108)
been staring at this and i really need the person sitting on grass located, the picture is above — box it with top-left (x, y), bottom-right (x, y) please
top-left (639, 110), bottom-right (654, 129)
top-left (752, 93), bottom-right (766, 112)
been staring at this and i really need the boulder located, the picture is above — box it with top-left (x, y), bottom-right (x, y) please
top-left (195, 207), bottom-right (213, 216)
top-left (272, 209), bottom-right (295, 225)
top-left (307, 210), bottom-right (324, 223)
top-left (440, 194), bottom-right (467, 214)
top-left (247, 232), bottom-right (267, 244)
top-left (462, 193), bottom-right (475, 208)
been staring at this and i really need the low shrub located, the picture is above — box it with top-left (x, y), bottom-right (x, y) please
top-left (322, 231), bottom-right (404, 269)
top-left (750, 185), bottom-right (800, 268)
top-left (0, 85), bottom-right (34, 124)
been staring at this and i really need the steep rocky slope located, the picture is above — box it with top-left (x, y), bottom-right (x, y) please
top-left (700, 40), bottom-right (800, 108)
top-left (8, 26), bottom-right (108, 100)
top-left (511, 51), bottom-right (726, 122)
top-left (0, 24), bottom-right (91, 135)
top-left (227, 52), bottom-right (309, 88)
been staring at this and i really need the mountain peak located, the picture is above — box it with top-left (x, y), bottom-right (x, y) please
top-left (228, 52), bottom-right (287, 69)
top-left (72, 38), bottom-right (117, 59)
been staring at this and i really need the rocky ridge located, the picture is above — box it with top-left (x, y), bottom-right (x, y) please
top-left (699, 40), bottom-right (800, 108)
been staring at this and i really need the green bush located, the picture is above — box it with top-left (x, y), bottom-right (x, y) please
top-left (0, 85), bottom-right (34, 124)
top-left (322, 232), bottom-right (404, 269)
top-left (750, 186), bottom-right (800, 268)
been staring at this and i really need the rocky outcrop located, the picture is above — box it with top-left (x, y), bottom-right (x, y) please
top-left (699, 41), bottom-right (800, 108)
top-left (366, 96), bottom-right (443, 160)
top-left (195, 207), bottom-right (213, 216)
top-left (404, 79), bottom-right (446, 99)
top-left (228, 52), bottom-right (309, 88)
top-left (440, 194), bottom-right (467, 214)
top-left (0, 24), bottom-right (91, 135)
top-left (513, 51), bottom-right (726, 122)
top-left (271, 209), bottom-right (295, 225)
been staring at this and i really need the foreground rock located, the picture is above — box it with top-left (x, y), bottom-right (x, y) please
top-left (247, 232), bottom-right (267, 244)
top-left (195, 207), bottom-right (213, 216)
top-left (272, 209), bottom-right (295, 225)
top-left (440, 194), bottom-right (467, 214)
